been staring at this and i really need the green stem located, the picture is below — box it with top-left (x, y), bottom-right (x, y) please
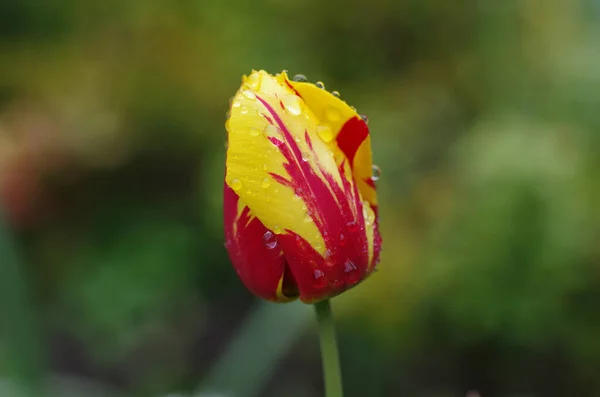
top-left (314, 299), bottom-right (343, 397)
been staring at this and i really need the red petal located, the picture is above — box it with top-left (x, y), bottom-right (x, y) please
top-left (224, 184), bottom-right (297, 301)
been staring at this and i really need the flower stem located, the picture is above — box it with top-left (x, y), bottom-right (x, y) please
top-left (314, 299), bottom-right (343, 397)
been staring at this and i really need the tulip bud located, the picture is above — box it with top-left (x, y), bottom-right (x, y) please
top-left (224, 70), bottom-right (381, 303)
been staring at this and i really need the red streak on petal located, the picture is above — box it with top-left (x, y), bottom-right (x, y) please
top-left (269, 173), bottom-right (290, 186)
top-left (256, 95), bottom-right (379, 301)
top-left (336, 117), bottom-right (369, 165)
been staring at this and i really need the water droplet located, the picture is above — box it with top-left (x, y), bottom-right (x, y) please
top-left (261, 178), bottom-right (271, 188)
top-left (324, 249), bottom-right (333, 260)
top-left (350, 106), bottom-right (357, 112)
top-left (313, 269), bottom-right (327, 288)
top-left (262, 231), bottom-right (277, 249)
top-left (339, 233), bottom-right (346, 246)
top-left (264, 124), bottom-right (283, 146)
top-left (315, 81), bottom-right (325, 89)
top-left (249, 127), bottom-right (260, 136)
top-left (360, 114), bottom-right (369, 124)
top-left (344, 260), bottom-right (360, 284)
top-left (282, 95), bottom-right (302, 115)
top-left (295, 136), bottom-right (301, 143)
top-left (246, 73), bottom-right (261, 90)
top-left (301, 152), bottom-right (310, 162)
top-left (371, 164), bottom-right (381, 181)
top-left (240, 107), bottom-right (249, 115)
top-left (292, 74), bottom-right (308, 82)
top-left (303, 213), bottom-right (312, 223)
top-left (332, 91), bottom-right (340, 98)
top-left (230, 178), bottom-right (242, 191)
top-left (294, 187), bottom-right (304, 197)
top-left (225, 119), bottom-right (231, 132)
top-left (316, 125), bottom-right (334, 143)
top-left (241, 89), bottom-right (256, 100)
top-left (325, 107), bottom-right (342, 121)
top-left (344, 260), bottom-right (357, 273)
top-left (232, 100), bottom-right (242, 108)
top-left (263, 164), bottom-right (268, 171)
top-left (273, 224), bottom-right (282, 234)
top-left (346, 221), bottom-right (359, 233)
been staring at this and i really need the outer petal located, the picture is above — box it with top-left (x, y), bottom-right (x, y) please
top-left (225, 70), bottom-right (380, 303)
top-left (287, 79), bottom-right (378, 208)
top-left (224, 183), bottom-right (297, 302)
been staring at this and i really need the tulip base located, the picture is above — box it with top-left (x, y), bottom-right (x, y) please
top-left (314, 299), bottom-right (343, 397)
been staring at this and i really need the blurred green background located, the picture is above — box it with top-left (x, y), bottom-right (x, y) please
top-left (1, 0), bottom-right (599, 396)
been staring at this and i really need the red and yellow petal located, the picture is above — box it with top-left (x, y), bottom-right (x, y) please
top-left (287, 78), bottom-right (378, 208)
top-left (224, 184), bottom-right (297, 302)
top-left (225, 70), bottom-right (381, 303)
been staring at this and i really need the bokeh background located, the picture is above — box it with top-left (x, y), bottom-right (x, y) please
top-left (1, 1), bottom-right (600, 396)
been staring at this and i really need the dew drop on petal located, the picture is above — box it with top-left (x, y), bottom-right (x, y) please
top-left (371, 164), bottom-right (382, 181)
top-left (230, 178), bottom-right (242, 191)
top-left (261, 177), bottom-right (271, 188)
top-left (232, 100), bottom-right (242, 108)
top-left (262, 231), bottom-right (277, 249)
top-left (346, 221), bottom-right (358, 233)
top-left (316, 125), bottom-right (334, 143)
top-left (241, 89), bottom-right (256, 100)
top-left (264, 124), bottom-right (283, 146)
top-left (303, 213), bottom-right (313, 223)
top-left (344, 260), bottom-right (360, 284)
top-left (325, 107), bottom-right (342, 122)
top-left (246, 73), bottom-right (261, 90)
top-left (360, 114), bottom-right (369, 124)
top-left (240, 107), bottom-right (249, 115)
top-left (344, 260), bottom-right (357, 273)
top-left (273, 224), bottom-right (282, 234)
top-left (282, 95), bottom-right (302, 116)
top-left (301, 152), bottom-right (310, 162)
top-left (249, 127), bottom-right (260, 136)
top-left (332, 91), bottom-right (340, 98)
top-left (313, 269), bottom-right (327, 288)
top-left (263, 163), bottom-right (268, 171)
top-left (292, 74), bottom-right (308, 82)
top-left (315, 81), bottom-right (325, 89)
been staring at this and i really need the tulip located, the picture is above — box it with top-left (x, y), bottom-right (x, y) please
top-left (224, 70), bottom-right (381, 304)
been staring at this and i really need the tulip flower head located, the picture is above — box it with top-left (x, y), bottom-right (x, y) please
top-left (224, 70), bottom-right (381, 303)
